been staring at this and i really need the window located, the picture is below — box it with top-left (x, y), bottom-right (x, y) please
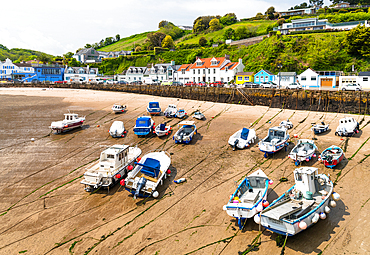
top-left (221, 78), bottom-right (224, 82)
top-left (182, 70), bottom-right (185, 74)
top-left (213, 69), bottom-right (216, 74)
top-left (363, 77), bottom-right (368, 82)
top-left (208, 69), bottom-right (210, 74)
top-left (295, 173), bottom-right (302, 181)
top-left (238, 77), bottom-right (243, 81)
top-left (196, 61), bottom-right (202, 66)
top-left (301, 76), bottom-right (306, 81)
top-left (244, 76), bottom-right (249, 81)
top-left (193, 70), bottom-right (195, 74)
top-left (225, 67), bottom-right (228, 72)
top-left (227, 77), bottom-right (230, 81)
top-left (198, 70), bottom-right (200, 74)
top-left (198, 77), bottom-right (200, 82)
top-left (213, 77), bottom-right (216, 81)
top-left (311, 76), bottom-right (316, 81)
top-left (203, 69), bottom-right (205, 74)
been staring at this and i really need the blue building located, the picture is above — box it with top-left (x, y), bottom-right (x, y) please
top-left (254, 69), bottom-right (276, 84)
top-left (33, 65), bottom-right (64, 82)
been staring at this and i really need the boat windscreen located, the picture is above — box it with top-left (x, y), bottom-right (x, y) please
top-left (136, 118), bottom-right (150, 127)
top-left (149, 102), bottom-right (159, 108)
top-left (241, 128), bottom-right (249, 140)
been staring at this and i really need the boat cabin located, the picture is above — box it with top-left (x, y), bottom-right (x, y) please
top-left (294, 167), bottom-right (318, 196)
top-left (99, 145), bottom-right (129, 170)
top-left (148, 102), bottom-right (160, 109)
top-left (168, 104), bottom-right (177, 110)
top-left (264, 126), bottom-right (288, 144)
top-left (64, 113), bottom-right (79, 121)
top-left (136, 117), bottom-right (151, 127)
top-left (339, 117), bottom-right (355, 125)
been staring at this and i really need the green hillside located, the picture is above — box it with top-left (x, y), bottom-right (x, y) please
top-left (97, 31), bottom-right (152, 52)
top-left (0, 46), bottom-right (53, 62)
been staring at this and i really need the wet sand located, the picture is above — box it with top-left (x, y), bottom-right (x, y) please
top-left (0, 88), bottom-right (369, 255)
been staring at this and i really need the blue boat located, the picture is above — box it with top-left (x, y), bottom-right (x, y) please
top-left (147, 102), bottom-right (161, 115)
top-left (133, 116), bottom-right (154, 136)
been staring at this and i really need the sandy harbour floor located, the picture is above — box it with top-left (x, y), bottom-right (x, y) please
top-left (0, 88), bottom-right (369, 255)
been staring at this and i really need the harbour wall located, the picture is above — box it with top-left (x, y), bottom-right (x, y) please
top-left (2, 83), bottom-right (369, 115)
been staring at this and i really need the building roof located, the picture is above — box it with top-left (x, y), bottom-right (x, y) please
top-left (178, 64), bottom-right (192, 71)
top-left (278, 72), bottom-right (296, 76)
top-left (220, 62), bottom-right (238, 70)
top-left (14, 62), bottom-right (33, 68)
top-left (190, 57), bottom-right (227, 69)
top-left (236, 72), bottom-right (254, 76)
top-left (257, 69), bottom-right (275, 75)
top-left (359, 71), bottom-right (370, 76)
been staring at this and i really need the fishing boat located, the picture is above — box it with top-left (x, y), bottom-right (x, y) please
top-left (50, 113), bottom-right (85, 134)
top-left (258, 126), bottom-right (290, 158)
top-left (311, 122), bottom-right (329, 134)
top-left (223, 169), bottom-right (271, 229)
top-left (133, 116), bottom-right (155, 136)
top-left (124, 151), bottom-right (171, 199)
top-left (280, 120), bottom-right (293, 129)
top-left (259, 167), bottom-right (339, 236)
top-left (81, 144), bottom-right (142, 192)
top-left (112, 104), bottom-right (127, 113)
top-left (288, 139), bottom-right (317, 166)
top-left (193, 111), bottom-right (205, 120)
top-left (228, 128), bottom-right (257, 150)
top-left (164, 104), bottom-right (178, 117)
top-left (175, 109), bottom-right (187, 118)
top-left (109, 121), bottom-right (126, 138)
top-left (154, 123), bottom-right (172, 137)
top-left (147, 102), bottom-right (161, 115)
top-left (173, 121), bottom-right (197, 144)
top-left (335, 117), bottom-right (359, 137)
top-left (319, 146), bottom-right (344, 168)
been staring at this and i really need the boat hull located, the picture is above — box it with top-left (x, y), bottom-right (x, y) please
top-left (147, 108), bottom-right (161, 115)
top-left (323, 153), bottom-right (344, 168)
top-left (50, 120), bottom-right (84, 133)
top-left (259, 141), bottom-right (288, 157)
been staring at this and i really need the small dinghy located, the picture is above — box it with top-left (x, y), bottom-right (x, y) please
top-left (81, 144), bottom-right (142, 192)
top-left (173, 121), bottom-right (197, 144)
top-left (335, 117), bottom-right (359, 137)
top-left (223, 169), bottom-right (271, 229)
top-left (133, 116), bottom-right (155, 136)
top-left (288, 139), bottom-right (317, 166)
top-left (109, 121), bottom-right (126, 138)
top-left (147, 102), bottom-right (161, 115)
top-left (319, 146), bottom-right (344, 168)
top-left (164, 104), bottom-right (177, 118)
top-left (50, 113), bottom-right (85, 134)
top-left (175, 109), bottom-right (187, 119)
top-left (311, 122), bottom-right (329, 134)
top-left (154, 123), bottom-right (172, 137)
top-left (258, 126), bottom-right (289, 158)
top-left (112, 104), bottom-right (127, 113)
top-left (124, 151), bottom-right (171, 199)
top-left (193, 111), bottom-right (205, 120)
top-left (228, 128), bottom-right (257, 150)
top-left (259, 167), bottom-right (339, 236)
top-left (280, 120), bottom-right (293, 129)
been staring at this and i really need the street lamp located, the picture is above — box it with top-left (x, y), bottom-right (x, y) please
top-left (277, 61), bottom-right (282, 89)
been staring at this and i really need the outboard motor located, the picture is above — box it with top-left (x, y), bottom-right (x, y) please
top-left (233, 139), bottom-right (239, 151)
top-left (134, 177), bottom-right (147, 199)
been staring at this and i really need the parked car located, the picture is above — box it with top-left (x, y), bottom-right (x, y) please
top-left (285, 82), bottom-right (302, 89)
top-left (161, 80), bottom-right (173, 86)
top-left (260, 81), bottom-right (277, 89)
top-left (130, 81), bottom-right (142, 85)
top-left (11, 79), bottom-right (23, 84)
top-left (53, 80), bottom-right (67, 84)
top-left (242, 82), bottom-right (259, 88)
top-left (210, 81), bottom-right (224, 87)
top-left (172, 81), bottom-right (183, 86)
top-left (106, 80), bottom-right (118, 85)
top-left (341, 83), bottom-right (362, 91)
top-left (185, 81), bottom-right (196, 86)
top-left (197, 81), bottom-right (207, 87)
top-left (117, 80), bottom-right (128, 85)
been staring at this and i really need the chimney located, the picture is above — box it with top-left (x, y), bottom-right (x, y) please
top-left (171, 60), bottom-right (175, 66)
top-left (225, 54), bottom-right (230, 60)
top-left (238, 58), bottom-right (242, 64)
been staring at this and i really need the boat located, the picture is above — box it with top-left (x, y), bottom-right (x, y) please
top-left (81, 144), bottom-right (142, 192)
top-left (223, 169), bottom-right (271, 229)
top-left (280, 120), bottom-right (293, 129)
top-left (109, 121), bottom-right (126, 138)
top-left (154, 123), bottom-right (172, 137)
top-left (164, 104), bottom-right (178, 117)
top-left (193, 111), bottom-right (205, 120)
top-left (228, 128), bottom-right (257, 150)
top-left (319, 146), bottom-right (344, 168)
top-left (173, 121), bottom-right (197, 144)
top-left (124, 151), bottom-right (171, 199)
top-left (288, 139), bottom-right (317, 166)
top-left (50, 113), bottom-right (85, 134)
top-left (259, 167), bottom-right (339, 236)
top-left (258, 126), bottom-right (290, 158)
top-left (112, 104), bottom-right (127, 113)
top-left (335, 117), bottom-right (359, 137)
top-left (311, 122), bottom-right (329, 134)
top-left (175, 109), bottom-right (187, 118)
top-left (133, 116), bottom-right (155, 136)
top-left (147, 102), bottom-right (161, 115)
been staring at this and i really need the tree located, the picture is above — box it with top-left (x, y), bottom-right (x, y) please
top-left (255, 12), bottom-right (264, 19)
top-left (64, 52), bottom-right (74, 59)
top-left (104, 37), bottom-right (114, 46)
top-left (84, 44), bottom-right (92, 49)
top-left (277, 18), bottom-right (285, 26)
top-left (135, 46), bottom-right (142, 52)
top-left (309, 0), bottom-right (323, 7)
top-left (38, 53), bottom-right (50, 64)
top-left (199, 37), bottom-right (208, 46)
top-left (265, 6), bottom-right (275, 19)
top-left (223, 28), bottom-right (235, 40)
top-left (193, 19), bottom-right (206, 33)
top-left (161, 35), bottom-right (175, 49)
top-left (220, 13), bottom-right (237, 26)
top-left (158, 20), bottom-right (169, 28)
top-left (209, 18), bottom-right (222, 31)
top-left (115, 34), bottom-right (120, 42)
top-left (344, 24), bottom-right (370, 57)
top-left (147, 32), bottom-right (166, 47)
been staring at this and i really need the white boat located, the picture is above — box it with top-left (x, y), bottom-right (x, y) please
top-left (124, 151), bottom-right (171, 199)
top-left (288, 139), bottom-right (317, 166)
top-left (223, 169), bottom-right (270, 229)
top-left (228, 128), bottom-right (257, 150)
top-left (259, 167), bottom-right (339, 236)
top-left (154, 123), bottom-right (172, 137)
top-left (258, 126), bottom-right (289, 158)
top-left (193, 111), bottom-right (205, 120)
top-left (335, 117), bottom-right (359, 137)
top-left (173, 121), bottom-right (197, 144)
top-left (112, 104), bottom-right (127, 113)
top-left (81, 144), bottom-right (142, 192)
top-left (311, 122), bottom-right (329, 134)
top-left (175, 109), bottom-right (187, 118)
top-left (280, 120), bottom-right (293, 129)
top-left (109, 121), bottom-right (126, 138)
top-left (164, 104), bottom-right (178, 117)
top-left (50, 113), bottom-right (85, 133)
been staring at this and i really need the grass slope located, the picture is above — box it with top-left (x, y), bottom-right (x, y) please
top-left (0, 48), bottom-right (53, 62)
top-left (97, 31), bottom-right (152, 52)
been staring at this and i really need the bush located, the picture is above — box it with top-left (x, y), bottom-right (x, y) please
top-left (199, 37), bottom-right (208, 46)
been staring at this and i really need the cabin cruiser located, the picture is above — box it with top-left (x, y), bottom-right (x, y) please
top-left (50, 113), bottom-right (85, 133)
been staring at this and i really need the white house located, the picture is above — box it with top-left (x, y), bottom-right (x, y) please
top-left (0, 58), bottom-right (20, 80)
top-left (124, 66), bottom-right (147, 82)
top-left (358, 72), bottom-right (370, 89)
top-left (219, 59), bottom-right (245, 83)
top-left (64, 66), bottom-right (99, 82)
top-left (298, 68), bottom-right (319, 88)
top-left (276, 72), bottom-right (297, 87)
top-left (177, 64), bottom-right (192, 83)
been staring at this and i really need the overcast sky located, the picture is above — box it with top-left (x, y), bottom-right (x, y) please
top-left (1, 0), bottom-right (331, 56)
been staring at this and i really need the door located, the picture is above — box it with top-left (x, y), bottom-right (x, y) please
top-left (321, 78), bottom-right (332, 87)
